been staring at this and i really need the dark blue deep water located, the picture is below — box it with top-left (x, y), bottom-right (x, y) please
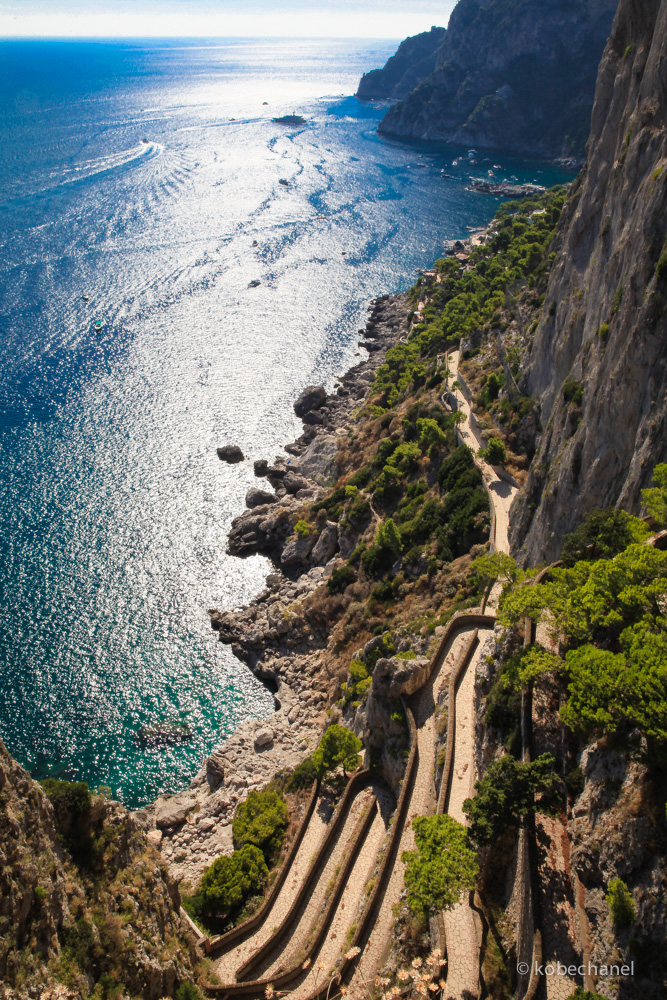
top-left (0, 38), bottom-right (571, 806)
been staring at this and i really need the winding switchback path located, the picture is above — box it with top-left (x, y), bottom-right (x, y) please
top-left (348, 629), bottom-right (475, 992)
top-left (207, 344), bottom-right (521, 1000)
top-left (211, 793), bottom-right (329, 983)
top-left (439, 350), bottom-right (517, 997)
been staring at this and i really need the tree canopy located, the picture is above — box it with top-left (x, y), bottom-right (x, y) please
top-left (641, 463), bottom-right (667, 526)
top-left (401, 814), bottom-right (479, 916)
top-left (199, 844), bottom-right (268, 919)
top-left (560, 506), bottom-right (648, 566)
top-left (463, 753), bottom-right (561, 846)
top-left (312, 724), bottom-right (362, 778)
top-left (497, 532), bottom-right (667, 747)
top-left (232, 788), bottom-right (288, 862)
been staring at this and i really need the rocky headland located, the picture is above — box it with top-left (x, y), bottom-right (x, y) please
top-left (359, 0), bottom-right (618, 163)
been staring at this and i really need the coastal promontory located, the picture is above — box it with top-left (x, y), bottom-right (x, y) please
top-left (359, 0), bottom-right (618, 162)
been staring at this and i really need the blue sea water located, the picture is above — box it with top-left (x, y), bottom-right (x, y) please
top-left (0, 38), bottom-right (571, 807)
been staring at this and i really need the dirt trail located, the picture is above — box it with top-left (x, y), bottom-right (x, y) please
top-left (212, 799), bottom-right (329, 982)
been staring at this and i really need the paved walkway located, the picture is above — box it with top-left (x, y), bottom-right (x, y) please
top-left (212, 798), bottom-right (329, 982)
top-left (448, 349), bottom-right (518, 559)
top-left (440, 352), bottom-right (519, 999)
top-left (259, 788), bottom-right (372, 980)
top-left (287, 784), bottom-right (393, 1000)
top-left (442, 630), bottom-right (493, 999)
top-left (349, 630), bottom-right (473, 993)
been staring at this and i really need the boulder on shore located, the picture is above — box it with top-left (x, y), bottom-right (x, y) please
top-left (254, 459), bottom-right (269, 476)
top-left (246, 487), bottom-right (277, 508)
top-left (294, 385), bottom-right (327, 418)
top-left (155, 794), bottom-right (196, 829)
top-left (254, 726), bottom-right (274, 748)
top-left (217, 445), bottom-right (244, 464)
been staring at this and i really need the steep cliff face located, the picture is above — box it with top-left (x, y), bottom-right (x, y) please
top-left (374, 0), bottom-right (616, 161)
top-left (356, 26), bottom-right (445, 100)
top-left (0, 742), bottom-right (199, 999)
top-left (511, 0), bottom-right (667, 565)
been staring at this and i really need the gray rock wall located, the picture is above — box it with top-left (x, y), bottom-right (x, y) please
top-left (511, 0), bottom-right (667, 564)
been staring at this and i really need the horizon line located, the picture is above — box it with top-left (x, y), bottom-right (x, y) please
top-left (0, 33), bottom-right (405, 41)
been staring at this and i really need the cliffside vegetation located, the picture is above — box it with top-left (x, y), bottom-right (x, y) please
top-left (0, 745), bottom-right (202, 1000)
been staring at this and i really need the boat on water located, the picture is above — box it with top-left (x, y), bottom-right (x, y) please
top-left (94, 320), bottom-right (103, 330)
top-left (248, 279), bottom-right (261, 288)
top-left (81, 294), bottom-right (89, 302)
top-left (279, 178), bottom-right (289, 186)
top-left (273, 113), bottom-right (306, 125)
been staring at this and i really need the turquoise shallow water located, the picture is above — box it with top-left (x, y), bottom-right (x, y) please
top-left (0, 38), bottom-right (572, 807)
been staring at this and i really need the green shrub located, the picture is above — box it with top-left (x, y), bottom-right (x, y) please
top-left (376, 518), bottom-right (402, 554)
top-left (485, 371), bottom-right (502, 401)
top-left (606, 877), bottom-right (635, 928)
top-left (312, 724), bottom-right (362, 778)
top-left (327, 565), bottom-right (357, 593)
top-left (294, 519), bottom-right (311, 538)
top-left (416, 417), bottom-right (447, 453)
top-left (564, 765), bottom-right (585, 799)
top-left (371, 579), bottom-right (394, 601)
top-left (232, 789), bottom-right (288, 861)
top-left (41, 779), bottom-right (92, 857)
top-left (288, 757), bottom-right (318, 791)
top-left (562, 379), bottom-right (584, 405)
top-left (41, 778), bottom-right (91, 833)
top-left (597, 322), bottom-right (609, 343)
top-left (33, 885), bottom-right (47, 903)
top-left (312, 486), bottom-right (347, 521)
top-left (463, 754), bottom-right (561, 845)
top-left (560, 506), bottom-right (648, 565)
top-left (656, 254), bottom-right (667, 281)
top-left (199, 844), bottom-right (268, 919)
top-left (346, 495), bottom-right (371, 524)
top-left (483, 437), bottom-right (507, 466)
top-left (401, 814), bottom-right (479, 916)
top-left (175, 984), bottom-right (203, 1000)
top-left (343, 659), bottom-right (372, 705)
top-left (364, 632), bottom-right (395, 671)
top-left (641, 462), bottom-right (667, 525)
top-left (611, 285), bottom-right (623, 314)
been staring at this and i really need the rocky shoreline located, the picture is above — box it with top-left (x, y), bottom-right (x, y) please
top-left (134, 292), bottom-right (410, 886)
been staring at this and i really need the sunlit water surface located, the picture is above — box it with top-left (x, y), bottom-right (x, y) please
top-left (0, 38), bottom-right (571, 806)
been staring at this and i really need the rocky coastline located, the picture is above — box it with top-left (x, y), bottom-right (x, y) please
top-left (135, 292), bottom-right (411, 887)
